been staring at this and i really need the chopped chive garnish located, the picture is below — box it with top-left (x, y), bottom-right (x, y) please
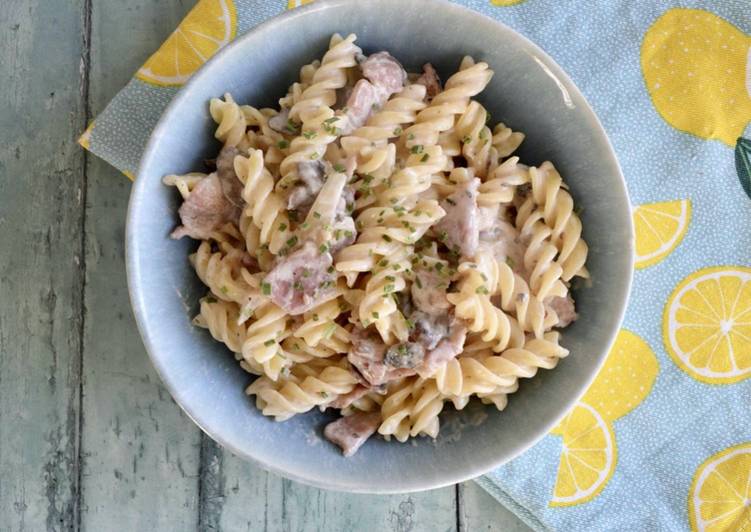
top-left (261, 282), bottom-right (271, 295)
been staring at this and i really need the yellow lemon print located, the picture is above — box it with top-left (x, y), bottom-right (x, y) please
top-left (123, 170), bottom-right (136, 181)
top-left (550, 330), bottom-right (658, 506)
top-left (136, 0), bottom-right (237, 87)
top-left (549, 403), bottom-right (616, 507)
top-left (490, 0), bottom-right (527, 6)
top-left (581, 329), bottom-right (660, 422)
top-left (634, 199), bottom-right (691, 270)
top-left (641, 8), bottom-right (751, 147)
top-left (287, 0), bottom-right (315, 8)
top-left (689, 442), bottom-right (751, 532)
top-left (664, 266), bottom-right (751, 384)
top-left (78, 121), bottom-right (95, 150)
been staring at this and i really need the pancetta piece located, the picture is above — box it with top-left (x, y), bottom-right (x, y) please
top-left (324, 411), bottom-right (381, 457)
top-left (262, 241), bottom-right (337, 315)
top-left (416, 63), bottom-right (441, 100)
top-left (545, 295), bottom-right (577, 328)
top-left (434, 178), bottom-right (480, 259)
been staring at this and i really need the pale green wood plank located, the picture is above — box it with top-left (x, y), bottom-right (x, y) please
top-left (459, 482), bottom-right (532, 532)
top-left (0, 1), bottom-right (87, 530)
top-left (199, 438), bottom-right (458, 532)
top-left (79, 1), bottom-right (202, 530)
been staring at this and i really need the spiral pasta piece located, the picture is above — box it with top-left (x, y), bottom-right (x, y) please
top-left (434, 332), bottom-right (568, 399)
top-left (515, 206), bottom-right (569, 301)
top-left (279, 59), bottom-right (321, 110)
top-left (191, 241), bottom-right (262, 312)
top-left (454, 100), bottom-right (493, 178)
top-left (335, 199), bottom-right (444, 287)
top-left (447, 261), bottom-right (524, 352)
top-left (289, 33), bottom-right (361, 122)
top-left (234, 149), bottom-right (291, 255)
top-left (527, 162), bottom-right (589, 281)
top-left (403, 59), bottom-right (493, 148)
top-left (340, 84), bottom-right (428, 179)
top-left (246, 358), bottom-right (358, 421)
top-left (209, 93), bottom-right (248, 148)
top-left (241, 301), bottom-right (290, 366)
top-left (292, 296), bottom-right (351, 351)
top-left (378, 377), bottom-right (445, 441)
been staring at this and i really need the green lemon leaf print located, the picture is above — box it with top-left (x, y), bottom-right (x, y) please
top-left (736, 137), bottom-right (751, 200)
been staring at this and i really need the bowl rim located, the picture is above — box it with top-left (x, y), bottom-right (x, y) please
top-left (126, 0), bottom-right (634, 493)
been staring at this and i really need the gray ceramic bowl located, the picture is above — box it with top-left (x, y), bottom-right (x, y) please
top-left (127, 0), bottom-right (633, 493)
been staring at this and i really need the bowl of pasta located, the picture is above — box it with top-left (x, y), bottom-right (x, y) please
top-left (127, 0), bottom-right (633, 492)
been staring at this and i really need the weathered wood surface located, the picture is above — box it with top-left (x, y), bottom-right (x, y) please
top-left (0, 0), bottom-right (87, 530)
top-left (0, 0), bottom-right (531, 530)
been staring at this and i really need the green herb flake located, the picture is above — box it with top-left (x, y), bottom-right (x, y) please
top-left (302, 130), bottom-right (317, 139)
top-left (475, 285), bottom-right (490, 295)
top-left (293, 280), bottom-right (304, 291)
top-left (319, 243), bottom-right (328, 254)
top-left (333, 163), bottom-right (345, 173)
top-left (264, 339), bottom-right (275, 347)
top-left (421, 153), bottom-right (429, 162)
top-left (393, 127), bottom-right (403, 136)
top-left (385, 275), bottom-right (396, 282)
top-left (286, 236), bottom-right (298, 248)
top-left (410, 144), bottom-right (424, 154)
top-left (302, 269), bottom-right (311, 278)
top-left (462, 135), bottom-right (472, 144)
top-left (407, 133), bottom-right (415, 140)
top-left (220, 286), bottom-right (229, 294)
top-left (382, 234), bottom-right (393, 242)
top-left (278, 223), bottom-right (288, 232)
top-left (309, 151), bottom-right (319, 160)
top-left (277, 139), bottom-right (289, 150)
top-left (261, 282), bottom-right (271, 295)
top-left (371, 311), bottom-right (380, 319)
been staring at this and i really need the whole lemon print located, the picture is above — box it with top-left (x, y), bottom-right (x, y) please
top-left (664, 266), bottom-right (751, 384)
top-left (137, 0), bottom-right (237, 87)
top-left (689, 442), bottom-right (751, 532)
top-left (550, 330), bottom-right (658, 506)
top-left (641, 8), bottom-right (751, 147)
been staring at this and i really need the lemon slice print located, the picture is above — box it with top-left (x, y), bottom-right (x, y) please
top-left (550, 402), bottom-right (616, 507)
top-left (287, 0), bottom-right (315, 8)
top-left (633, 199), bottom-right (691, 269)
top-left (664, 266), bottom-right (751, 384)
top-left (136, 0), bottom-right (237, 87)
top-left (490, 0), bottom-right (527, 5)
top-left (582, 329), bottom-right (659, 422)
top-left (689, 442), bottom-right (751, 532)
top-left (78, 121), bottom-right (95, 150)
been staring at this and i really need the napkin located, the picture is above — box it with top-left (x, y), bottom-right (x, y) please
top-left (79, 1), bottom-right (751, 530)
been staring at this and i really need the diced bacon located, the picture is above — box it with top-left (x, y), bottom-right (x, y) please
top-left (340, 79), bottom-right (382, 135)
top-left (170, 172), bottom-right (241, 240)
top-left (328, 385), bottom-right (370, 409)
top-left (360, 52), bottom-right (407, 95)
top-left (347, 328), bottom-right (414, 386)
top-left (434, 178), bottom-right (480, 259)
top-left (416, 63), bottom-right (441, 100)
top-left (216, 146), bottom-right (244, 208)
top-left (545, 295), bottom-right (577, 328)
top-left (263, 241), bottom-right (336, 315)
top-left (324, 411), bottom-right (381, 457)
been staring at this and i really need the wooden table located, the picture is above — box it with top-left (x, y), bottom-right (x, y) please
top-left (0, 1), bottom-right (532, 529)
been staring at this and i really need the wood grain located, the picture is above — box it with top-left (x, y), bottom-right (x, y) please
top-left (79, 1), bottom-right (202, 531)
top-left (0, 0), bottom-right (532, 529)
top-left (200, 445), bottom-right (458, 531)
top-left (0, 1), bottom-right (87, 529)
